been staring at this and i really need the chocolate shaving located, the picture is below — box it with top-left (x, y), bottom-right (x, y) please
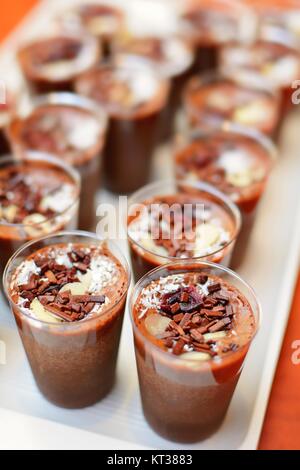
top-left (207, 283), bottom-right (221, 294)
top-left (208, 317), bottom-right (231, 333)
top-left (70, 295), bottom-right (106, 304)
top-left (190, 329), bottom-right (204, 343)
top-left (172, 338), bottom-right (186, 356)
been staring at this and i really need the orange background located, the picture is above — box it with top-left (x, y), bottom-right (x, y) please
top-left (0, 0), bottom-right (300, 451)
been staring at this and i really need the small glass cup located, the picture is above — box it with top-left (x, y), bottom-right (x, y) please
top-left (8, 92), bottom-right (108, 231)
top-left (130, 260), bottom-right (261, 443)
top-left (18, 33), bottom-right (101, 94)
top-left (0, 152), bottom-right (80, 279)
top-left (127, 180), bottom-right (241, 281)
top-left (113, 35), bottom-right (195, 142)
top-left (174, 124), bottom-right (277, 268)
top-left (219, 29), bottom-right (300, 117)
top-left (183, 71), bottom-right (281, 139)
top-left (3, 231), bottom-right (131, 409)
top-left (75, 62), bottom-right (170, 194)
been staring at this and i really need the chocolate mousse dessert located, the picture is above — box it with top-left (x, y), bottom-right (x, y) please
top-left (174, 128), bottom-right (276, 265)
top-left (9, 93), bottom-right (107, 230)
top-left (18, 34), bottom-right (100, 94)
top-left (180, 0), bottom-right (251, 73)
top-left (220, 35), bottom-right (300, 114)
top-left (75, 64), bottom-right (170, 194)
top-left (127, 181), bottom-right (240, 281)
top-left (183, 73), bottom-right (280, 138)
top-left (0, 154), bottom-right (80, 279)
top-left (113, 35), bottom-right (195, 141)
top-left (130, 261), bottom-right (260, 442)
top-left (4, 233), bottom-right (130, 408)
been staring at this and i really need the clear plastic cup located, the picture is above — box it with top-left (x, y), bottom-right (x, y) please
top-left (3, 231), bottom-right (131, 409)
top-left (0, 152), bottom-right (80, 279)
top-left (174, 124), bottom-right (277, 267)
top-left (75, 62), bottom-right (170, 194)
top-left (8, 92), bottom-right (108, 231)
top-left (179, 0), bottom-right (255, 73)
top-left (183, 71), bottom-right (281, 138)
top-left (219, 29), bottom-right (300, 116)
top-left (130, 260), bottom-right (261, 442)
top-left (18, 33), bottom-right (101, 94)
top-left (127, 180), bottom-right (241, 281)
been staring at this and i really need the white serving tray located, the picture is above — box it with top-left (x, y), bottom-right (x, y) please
top-left (0, 0), bottom-right (300, 451)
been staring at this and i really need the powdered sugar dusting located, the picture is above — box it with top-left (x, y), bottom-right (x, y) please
top-left (16, 260), bottom-right (41, 286)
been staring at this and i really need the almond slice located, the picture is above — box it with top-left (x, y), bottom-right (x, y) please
top-left (195, 223), bottom-right (221, 251)
top-left (227, 171), bottom-right (253, 188)
top-left (3, 205), bottom-right (18, 223)
top-left (30, 298), bottom-right (61, 323)
top-left (78, 270), bottom-right (92, 289)
top-left (207, 91), bottom-right (232, 111)
top-left (60, 282), bottom-right (87, 295)
top-left (203, 331), bottom-right (226, 342)
top-left (145, 314), bottom-right (172, 337)
top-left (233, 101), bottom-right (272, 125)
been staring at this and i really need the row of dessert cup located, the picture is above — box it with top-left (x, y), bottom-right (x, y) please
top-left (2, 229), bottom-right (261, 444)
top-left (0, 0), bottom-right (286, 445)
top-left (0, 118), bottom-right (277, 282)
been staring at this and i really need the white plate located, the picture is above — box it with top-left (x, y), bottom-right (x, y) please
top-left (0, 0), bottom-right (300, 451)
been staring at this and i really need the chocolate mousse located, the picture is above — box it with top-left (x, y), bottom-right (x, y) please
top-left (113, 35), bottom-right (195, 141)
top-left (130, 261), bottom-right (259, 442)
top-left (246, 0), bottom-right (300, 40)
top-left (9, 93), bottom-right (107, 230)
top-left (174, 128), bottom-right (276, 265)
top-left (18, 34), bottom-right (100, 94)
top-left (180, 0), bottom-right (251, 73)
top-left (220, 35), bottom-right (300, 113)
top-left (0, 154), bottom-right (80, 279)
top-left (183, 74), bottom-right (280, 138)
top-left (75, 64), bottom-right (170, 194)
top-left (4, 234), bottom-right (130, 408)
top-left (127, 181), bottom-right (240, 281)
top-left (175, 129), bottom-right (275, 213)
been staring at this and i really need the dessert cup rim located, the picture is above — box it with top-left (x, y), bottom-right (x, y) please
top-left (183, 69), bottom-right (280, 104)
top-left (8, 91), bottom-right (109, 144)
top-left (3, 230), bottom-right (131, 327)
top-left (27, 91), bottom-right (109, 131)
top-left (129, 259), bottom-right (262, 365)
top-left (127, 179), bottom-right (242, 262)
top-left (175, 121), bottom-right (278, 175)
top-left (18, 31), bottom-right (100, 82)
top-left (112, 34), bottom-right (195, 79)
top-left (74, 62), bottom-right (171, 119)
top-left (0, 151), bottom-right (81, 229)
